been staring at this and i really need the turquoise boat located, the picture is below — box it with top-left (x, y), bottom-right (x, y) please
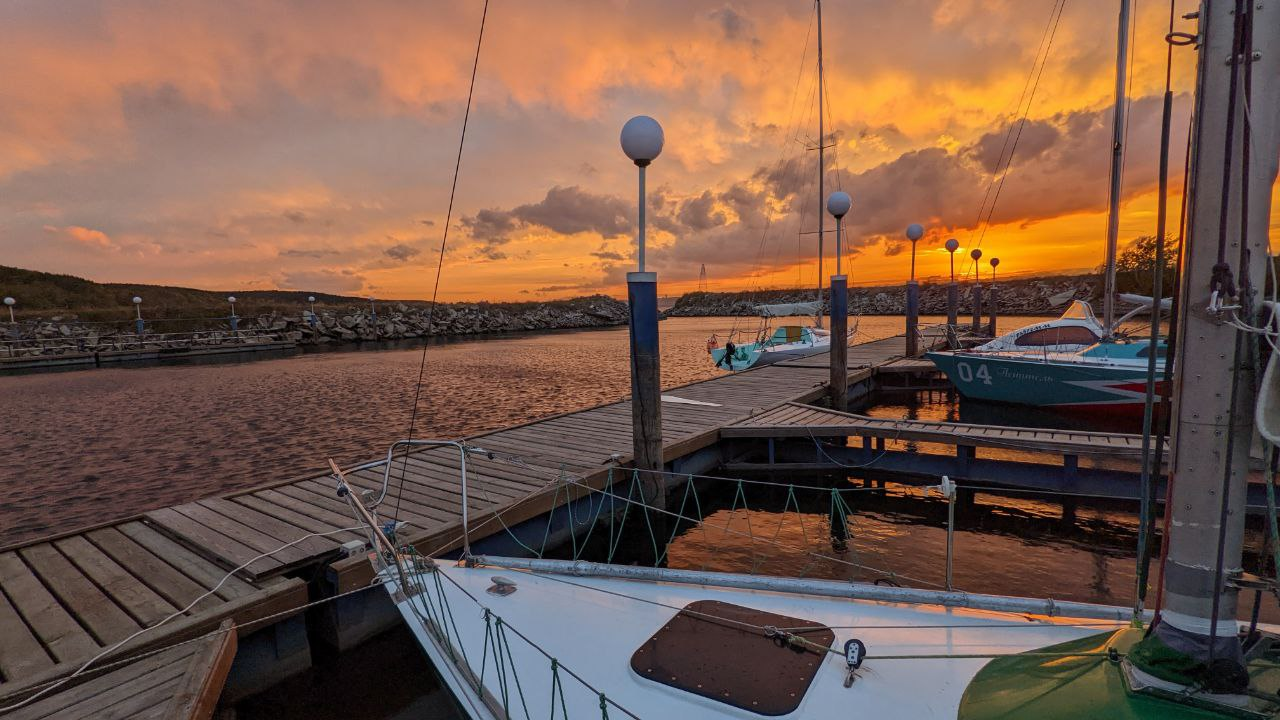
top-left (926, 340), bottom-right (1167, 410)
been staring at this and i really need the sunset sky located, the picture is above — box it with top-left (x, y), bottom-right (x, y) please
top-left (2, 0), bottom-right (1274, 301)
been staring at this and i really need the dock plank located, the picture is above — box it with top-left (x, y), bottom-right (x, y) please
top-left (17, 543), bottom-right (140, 647)
top-left (0, 588), bottom-right (53, 682)
top-left (83, 527), bottom-right (223, 615)
top-left (0, 553), bottom-right (100, 663)
top-left (52, 536), bottom-right (176, 628)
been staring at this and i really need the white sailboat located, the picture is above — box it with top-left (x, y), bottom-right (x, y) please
top-left (706, 0), bottom-right (848, 373)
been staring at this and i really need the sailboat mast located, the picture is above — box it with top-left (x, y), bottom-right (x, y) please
top-left (1133, 0), bottom-right (1280, 685)
top-left (814, 0), bottom-right (825, 329)
top-left (1101, 0), bottom-right (1130, 335)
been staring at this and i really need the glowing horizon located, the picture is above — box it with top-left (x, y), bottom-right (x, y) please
top-left (3, 0), bottom-right (1275, 302)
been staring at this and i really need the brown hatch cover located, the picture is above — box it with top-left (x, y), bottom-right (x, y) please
top-left (630, 600), bottom-right (836, 716)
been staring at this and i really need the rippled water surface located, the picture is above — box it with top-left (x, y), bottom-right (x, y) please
top-left (0, 315), bottom-right (961, 546)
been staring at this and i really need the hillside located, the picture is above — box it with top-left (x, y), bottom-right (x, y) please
top-left (0, 265), bottom-right (368, 321)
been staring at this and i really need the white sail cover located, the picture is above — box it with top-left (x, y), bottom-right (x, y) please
top-left (754, 301), bottom-right (819, 318)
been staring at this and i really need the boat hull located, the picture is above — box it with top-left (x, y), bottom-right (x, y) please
top-left (926, 351), bottom-right (1167, 409)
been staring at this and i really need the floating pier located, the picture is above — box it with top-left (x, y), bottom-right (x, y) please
top-left (0, 332), bottom-right (1169, 714)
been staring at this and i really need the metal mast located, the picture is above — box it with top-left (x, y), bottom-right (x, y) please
top-left (814, 0), bottom-right (825, 329)
top-left (1101, 0), bottom-right (1131, 335)
top-left (1134, 0), bottom-right (1280, 689)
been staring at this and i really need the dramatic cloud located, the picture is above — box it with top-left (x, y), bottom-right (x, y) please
top-left (461, 185), bottom-right (634, 258)
top-left (0, 0), bottom-right (1220, 298)
top-left (384, 242), bottom-right (421, 261)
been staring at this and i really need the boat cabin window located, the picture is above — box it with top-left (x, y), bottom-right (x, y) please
top-left (631, 600), bottom-right (834, 715)
top-left (769, 325), bottom-right (805, 344)
top-left (1014, 326), bottom-right (1100, 347)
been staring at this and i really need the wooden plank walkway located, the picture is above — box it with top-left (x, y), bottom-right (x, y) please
top-left (0, 520), bottom-right (305, 702)
top-left (1, 620), bottom-right (236, 720)
top-left (0, 334), bottom-right (912, 702)
top-left (721, 401), bottom-right (1167, 458)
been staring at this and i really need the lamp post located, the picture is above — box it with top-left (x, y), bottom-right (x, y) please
top-left (945, 239), bottom-right (959, 327)
top-left (132, 296), bottom-right (144, 336)
top-left (987, 257), bottom-right (1000, 336)
top-left (307, 295), bottom-right (317, 328)
top-left (227, 296), bottom-right (238, 334)
top-left (969, 248), bottom-right (983, 333)
top-left (368, 297), bottom-right (377, 338)
top-left (3, 297), bottom-right (14, 324)
top-left (827, 192), bottom-right (852, 411)
top-left (621, 114), bottom-right (666, 560)
top-left (905, 223), bottom-right (924, 356)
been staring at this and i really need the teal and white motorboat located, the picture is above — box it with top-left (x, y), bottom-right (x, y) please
top-left (927, 339), bottom-right (1167, 411)
top-left (707, 302), bottom-right (839, 371)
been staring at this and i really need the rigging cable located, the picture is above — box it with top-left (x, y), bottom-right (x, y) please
top-left (395, 0), bottom-right (490, 524)
top-left (1206, 0), bottom-right (1251, 667)
top-left (1134, 0), bottom-right (1179, 619)
top-left (960, 0), bottom-right (1067, 278)
top-left (963, 0), bottom-right (1069, 279)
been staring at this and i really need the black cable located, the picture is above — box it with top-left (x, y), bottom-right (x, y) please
top-left (1207, 0), bottom-right (1249, 668)
top-left (1135, 0), bottom-right (1179, 611)
top-left (967, 0), bottom-right (1069, 274)
top-left (395, 0), bottom-right (490, 525)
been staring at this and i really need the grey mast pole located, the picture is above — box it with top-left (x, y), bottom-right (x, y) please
top-left (1101, 0), bottom-right (1131, 336)
top-left (1134, 0), bottom-right (1280, 687)
top-left (814, 0), bottom-right (825, 329)
top-left (905, 224), bottom-right (924, 356)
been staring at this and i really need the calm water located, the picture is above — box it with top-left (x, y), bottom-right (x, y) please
top-left (10, 312), bottom-right (1249, 719)
top-left (0, 315), bottom-right (974, 547)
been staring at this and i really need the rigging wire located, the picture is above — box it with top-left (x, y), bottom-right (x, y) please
top-left (395, 0), bottom-right (490, 524)
top-left (959, 0), bottom-right (1067, 279)
top-left (1134, 0), bottom-right (1178, 618)
top-left (963, 0), bottom-right (1069, 280)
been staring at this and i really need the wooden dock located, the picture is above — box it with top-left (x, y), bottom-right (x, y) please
top-left (3, 332), bottom-right (1138, 711)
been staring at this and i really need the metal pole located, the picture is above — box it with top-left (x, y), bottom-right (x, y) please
top-left (971, 271), bottom-right (983, 334)
top-left (830, 215), bottom-right (848, 412)
top-left (1137, 0), bottom-right (1280, 684)
top-left (986, 268), bottom-right (998, 336)
top-left (947, 254), bottom-right (958, 327)
top-left (946, 484), bottom-right (956, 592)
top-left (637, 165), bottom-right (646, 273)
top-left (7, 307), bottom-right (13, 324)
top-left (1101, 0), bottom-right (1131, 336)
top-left (134, 303), bottom-right (144, 336)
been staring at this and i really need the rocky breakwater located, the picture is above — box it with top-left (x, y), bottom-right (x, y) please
top-left (301, 295), bottom-right (629, 343)
top-left (667, 274), bottom-right (1101, 317)
top-left (0, 295), bottom-right (631, 357)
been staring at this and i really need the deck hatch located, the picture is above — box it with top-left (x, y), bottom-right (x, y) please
top-left (629, 600), bottom-right (835, 716)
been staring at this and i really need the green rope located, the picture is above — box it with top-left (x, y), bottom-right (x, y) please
top-left (570, 482), bottom-right (606, 561)
top-left (496, 618), bottom-right (532, 719)
top-left (656, 476), bottom-right (697, 565)
top-left (634, 470), bottom-right (661, 566)
top-left (549, 658), bottom-right (569, 720)
top-left (599, 693), bottom-right (610, 719)
top-left (480, 609), bottom-right (494, 697)
top-left (536, 480), bottom-right (561, 559)
top-left (605, 468), bottom-right (631, 563)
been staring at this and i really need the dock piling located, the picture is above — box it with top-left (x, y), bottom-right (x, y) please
top-left (986, 258), bottom-right (999, 336)
top-left (828, 193), bottom-right (853, 411)
top-left (945, 239), bottom-right (959, 327)
top-left (621, 115), bottom-right (668, 556)
top-left (968, 248), bottom-right (983, 333)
